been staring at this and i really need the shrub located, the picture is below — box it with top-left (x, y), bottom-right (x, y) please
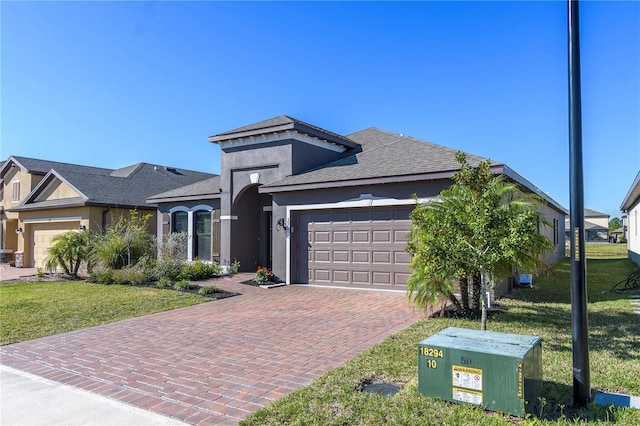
top-left (151, 258), bottom-right (184, 282)
top-left (90, 210), bottom-right (154, 270)
top-left (159, 232), bottom-right (188, 260)
top-left (198, 285), bottom-right (220, 296)
top-left (173, 280), bottom-right (196, 291)
top-left (88, 268), bottom-right (115, 284)
top-left (156, 277), bottom-right (173, 288)
top-left (179, 260), bottom-right (223, 281)
top-left (111, 265), bottom-right (147, 285)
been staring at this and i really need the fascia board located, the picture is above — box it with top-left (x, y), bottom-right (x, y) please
top-left (258, 169), bottom-right (467, 194)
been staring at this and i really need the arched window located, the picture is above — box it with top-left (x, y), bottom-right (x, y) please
top-left (172, 211), bottom-right (188, 233)
top-left (194, 210), bottom-right (211, 260)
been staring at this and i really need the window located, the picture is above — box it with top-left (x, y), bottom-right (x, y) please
top-left (172, 211), bottom-right (188, 233)
top-left (194, 210), bottom-right (211, 261)
top-left (553, 218), bottom-right (559, 246)
top-left (12, 181), bottom-right (20, 202)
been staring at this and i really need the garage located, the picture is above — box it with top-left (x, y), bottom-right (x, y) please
top-left (30, 221), bottom-right (80, 268)
top-left (293, 206), bottom-right (412, 289)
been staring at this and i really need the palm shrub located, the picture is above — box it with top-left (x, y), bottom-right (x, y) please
top-left (44, 230), bottom-right (90, 276)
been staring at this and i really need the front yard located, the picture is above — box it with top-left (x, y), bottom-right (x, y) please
top-left (241, 256), bottom-right (640, 425)
top-left (0, 280), bottom-right (209, 345)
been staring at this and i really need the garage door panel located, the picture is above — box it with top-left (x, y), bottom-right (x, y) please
top-left (372, 251), bottom-right (391, 263)
top-left (296, 207), bottom-right (411, 288)
top-left (333, 231), bottom-right (349, 242)
top-left (372, 272), bottom-right (391, 285)
top-left (31, 222), bottom-right (80, 268)
top-left (333, 251), bottom-right (349, 262)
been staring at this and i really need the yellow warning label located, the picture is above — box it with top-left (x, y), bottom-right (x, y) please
top-left (452, 387), bottom-right (483, 405)
top-left (517, 362), bottom-right (523, 398)
top-left (452, 365), bottom-right (482, 391)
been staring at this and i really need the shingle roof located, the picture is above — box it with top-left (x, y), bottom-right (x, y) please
top-left (146, 176), bottom-right (222, 203)
top-left (209, 115), bottom-right (360, 150)
top-left (584, 208), bottom-right (609, 218)
top-left (261, 127), bottom-right (497, 188)
top-left (6, 156), bottom-right (217, 211)
top-left (3, 155), bottom-right (112, 176)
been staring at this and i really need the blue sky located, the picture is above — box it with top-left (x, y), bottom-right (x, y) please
top-left (1, 1), bottom-right (638, 219)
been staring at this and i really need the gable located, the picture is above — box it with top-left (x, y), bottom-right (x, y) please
top-left (34, 177), bottom-right (81, 202)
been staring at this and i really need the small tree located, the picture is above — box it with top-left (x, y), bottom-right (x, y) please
top-left (44, 230), bottom-right (90, 276)
top-left (407, 153), bottom-right (553, 329)
top-left (609, 217), bottom-right (622, 237)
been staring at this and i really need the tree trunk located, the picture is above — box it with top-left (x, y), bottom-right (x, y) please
top-left (459, 275), bottom-right (470, 311)
top-left (471, 271), bottom-right (481, 311)
top-left (480, 268), bottom-right (488, 330)
top-left (447, 292), bottom-right (463, 312)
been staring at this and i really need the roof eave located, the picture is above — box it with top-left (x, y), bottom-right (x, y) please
top-left (258, 169), bottom-right (473, 194)
top-left (146, 193), bottom-right (222, 204)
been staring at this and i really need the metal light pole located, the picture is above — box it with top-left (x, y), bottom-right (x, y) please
top-left (568, 0), bottom-right (591, 406)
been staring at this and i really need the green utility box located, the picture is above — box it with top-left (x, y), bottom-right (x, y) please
top-left (418, 327), bottom-right (542, 417)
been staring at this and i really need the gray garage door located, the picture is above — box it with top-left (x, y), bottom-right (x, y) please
top-left (293, 207), bottom-right (412, 289)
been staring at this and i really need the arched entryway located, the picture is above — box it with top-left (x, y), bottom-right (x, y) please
top-left (231, 184), bottom-right (272, 272)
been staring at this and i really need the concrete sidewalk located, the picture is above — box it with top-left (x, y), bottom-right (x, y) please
top-left (0, 266), bottom-right (37, 281)
top-left (1, 365), bottom-right (186, 425)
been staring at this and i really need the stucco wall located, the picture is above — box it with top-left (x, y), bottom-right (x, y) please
top-left (627, 201), bottom-right (640, 266)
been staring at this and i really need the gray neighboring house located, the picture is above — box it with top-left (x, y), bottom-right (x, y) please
top-left (148, 115), bottom-right (567, 292)
top-left (621, 171), bottom-right (640, 266)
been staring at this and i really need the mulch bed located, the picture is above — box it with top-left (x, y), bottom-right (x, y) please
top-left (241, 279), bottom-right (285, 287)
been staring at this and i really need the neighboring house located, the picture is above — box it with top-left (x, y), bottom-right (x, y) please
top-left (565, 208), bottom-right (610, 243)
top-left (620, 171), bottom-right (640, 266)
top-left (0, 156), bottom-right (216, 268)
top-left (147, 115), bottom-right (567, 291)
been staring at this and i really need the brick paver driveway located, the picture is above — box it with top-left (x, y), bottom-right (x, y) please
top-left (0, 275), bottom-right (424, 425)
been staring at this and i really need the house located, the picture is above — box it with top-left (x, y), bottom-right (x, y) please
top-left (620, 171), bottom-right (640, 266)
top-left (148, 115), bottom-right (567, 291)
top-left (0, 156), bottom-right (216, 268)
top-left (564, 208), bottom-right (610, 243)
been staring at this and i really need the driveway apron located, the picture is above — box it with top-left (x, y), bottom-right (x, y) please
top-left (0, 276), bottom-right (425, 425)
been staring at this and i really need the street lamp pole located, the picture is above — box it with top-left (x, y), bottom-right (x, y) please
top-left (568, 0), bottom-right (591, 406)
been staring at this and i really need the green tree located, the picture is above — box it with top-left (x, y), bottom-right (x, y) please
top-left (609, 217), bottom-right (623, 237)
top-left (91, 210), bottom-right (154, 269)
top-left (44, 230), bottom-right (90, 276)
top-left (407, 153), bottom-right (553, 329)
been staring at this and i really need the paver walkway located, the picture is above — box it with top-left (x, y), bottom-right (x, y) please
top-left (1, 274), bottom-right (425, 425)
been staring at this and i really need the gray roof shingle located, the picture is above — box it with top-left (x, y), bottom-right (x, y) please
top-left (5, 156), bottom-right (217, 210)
top-left (261, 127), bottom-right (498, 188)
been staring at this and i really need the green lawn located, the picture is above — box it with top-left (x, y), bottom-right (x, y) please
top-left (241, 257), bottom-right (640, 425)
top-left (565, 242), bottom-right (628, 259)
top-left (0, 281), bottom-right (208, 345)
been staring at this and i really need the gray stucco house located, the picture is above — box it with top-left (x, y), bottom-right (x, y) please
top-left (147, 115), bottom-right (567, 290)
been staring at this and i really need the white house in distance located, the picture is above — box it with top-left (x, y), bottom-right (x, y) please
top-left (620, 170), bottom-right (640, 266)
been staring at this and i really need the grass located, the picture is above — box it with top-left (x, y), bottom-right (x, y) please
top-left (565, 242), bottom-right (628, 259)
top-left (0, 280), bottom-right (208, 345)
top-left (241, 255), bottom-right (640, 425)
